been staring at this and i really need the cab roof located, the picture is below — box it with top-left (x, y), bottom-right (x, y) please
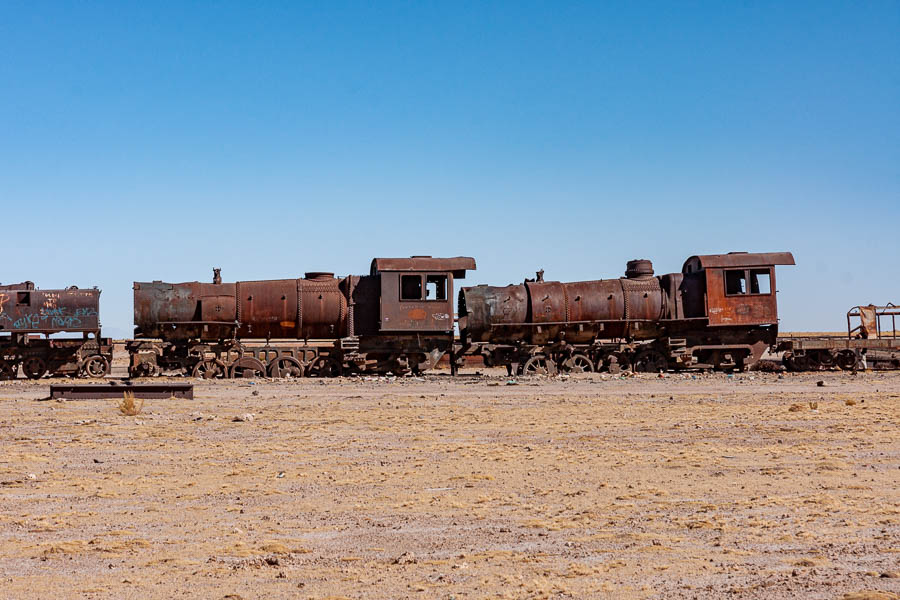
top-left (683, 252), bottom-right (795, 274)
top-left (370, 256), bottom-right (476, 278)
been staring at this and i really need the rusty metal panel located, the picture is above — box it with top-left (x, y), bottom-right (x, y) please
top-left (134, 281), bottom-right (237, 339)
top-left (0, 287), bottom-right (100, 334)
top-left (238, 279), bottom-right (299, 339)
top-left (526, 281), bottom-right (567, 323)
top-left (620, 277), bottom-right (663, 321)
top-left (565, 279), bottom-right (624, 323)
top-left (351, 275), bottom-right (380, 336)
top-left (0, 281), bottom-right (35, 291)
top-left (705, 267), bottom-right (778, 326)
top-left (379, 271), bottom-right (454, 332)
top-left (297, 276), bottom-right (347, 338)
top-left (458, 284), bottom-right (528, 342)
top-left (677, 272), bottom-right (706, 319)
top-left (683, 252), bottom-right (795, 273)
top-left (857, 305), bottom-right (879, 339)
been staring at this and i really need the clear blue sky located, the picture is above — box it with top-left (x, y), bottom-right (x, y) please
top-left (2, 2), bottom-right (898, 337)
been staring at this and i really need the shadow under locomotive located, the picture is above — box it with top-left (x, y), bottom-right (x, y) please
top-left (456, 252), bottom-right (796, 375)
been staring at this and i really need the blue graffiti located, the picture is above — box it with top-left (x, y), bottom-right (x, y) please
top-left (3, 305), bottom-right (98, 330)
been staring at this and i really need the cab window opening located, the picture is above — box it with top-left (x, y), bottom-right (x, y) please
top-left (400, 275), bottom-right (423, 300)
top-left (750, 269), bottom-right (771, 294)
top-left (725, 270), bottom-right (747, 295)
top-left (425, 275), bottom-right (447, 301)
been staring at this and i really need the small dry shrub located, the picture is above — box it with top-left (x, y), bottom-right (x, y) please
top-left (845, 398), bottom-right (857, 406)
top-left (118, 391), bottom-right (144, 416)
top-left (808, 401), bottom-right (818, 410)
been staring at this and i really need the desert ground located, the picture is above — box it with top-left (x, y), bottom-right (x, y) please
top-left (0, 369), bottom-right (898, 600)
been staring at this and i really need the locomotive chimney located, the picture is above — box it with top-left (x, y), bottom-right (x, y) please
top-left (625, 259), bottom-right (654, 279)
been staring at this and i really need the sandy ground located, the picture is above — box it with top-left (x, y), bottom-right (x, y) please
top-left (0, 369), bottom-right (898, 600)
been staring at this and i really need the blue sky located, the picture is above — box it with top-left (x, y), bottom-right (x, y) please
top-left (1, 1), bottom-right (898, 337)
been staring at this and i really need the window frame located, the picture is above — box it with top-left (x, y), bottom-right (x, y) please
top-left (724, 268), bottom-right (773, 297)
top-left (749, 268), bottom-right (773, 296)
top-left (424, 274), bottom-right (448, 302)
top-left (399, 274), bottom-right (424, 301)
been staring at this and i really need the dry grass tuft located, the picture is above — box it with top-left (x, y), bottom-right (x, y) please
top-left (845, 398), bottom-right (858, 406)
top-left (118, 391), bottom-right (144, 416)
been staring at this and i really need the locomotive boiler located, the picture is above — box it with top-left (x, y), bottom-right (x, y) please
top-left (0, 281), bottom-right (112, 379)
top-left (127, 257), bottom-right (475, 378)
top-left (457, 252), bottom-right (795, 374)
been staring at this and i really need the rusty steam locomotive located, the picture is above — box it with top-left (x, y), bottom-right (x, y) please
top-left (0, 282), bottom-right (113, 379)
top-left (457, 252), bottom-right (797, 374)
top-left (126, 257), bottom-right (475, 378)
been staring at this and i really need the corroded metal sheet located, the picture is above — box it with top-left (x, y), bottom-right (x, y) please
top-left (0, 287), bottom-right (100, 334)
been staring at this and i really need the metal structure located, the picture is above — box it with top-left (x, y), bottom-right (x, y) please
top-left (778, 304), bottom-right (900, 370)
top-left (456, 252), bottom-right (796, 374)
top-left (127, 257), bottom-right (475, 378)
top-left (0, 282), bottom-right (112, 380)
top-left (50, 382), bottom-right (193, 400)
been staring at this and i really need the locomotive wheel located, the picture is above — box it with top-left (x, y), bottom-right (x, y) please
top-left (836, 350), bottom-right (858, 371)
top-left (229, 357), bottom-right (267, 379)
top-left (307, 356), bottom-right (342, 378)
top-left (0, 360), bottom-right (15, 380)
top-left (633, 349), bottom-right (667, 373)
top-left (23, 356), bottom-right (48, 380)
top-left (562, 354), bottom-right (594, 373)
top-left (130, 362), bottom-right (159, 378)
top-left (521, 355), bottom-right (556, 376)
top-left (193, 359), bottom-right (225, 379)
top-left (816, 350), bottom-right (835, 369)
top-left (788, 353), bottom-right (811, 371)
top-left (83, 355), bottom-right (110, 378)
top-left (268, 357), bottom-right (304, 378)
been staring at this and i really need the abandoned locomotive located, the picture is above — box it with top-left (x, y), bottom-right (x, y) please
top-left (0, 282), bottom-right (113, 379)
top-left (127, 257), bottom-right (475, 378)
top-left (456, 252), bottom-right (796, 374)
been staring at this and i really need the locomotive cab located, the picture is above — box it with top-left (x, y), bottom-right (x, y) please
top-left (370, 257), bottom-right (475, 332)
top-left (681, 252), bottom-right (795, 326)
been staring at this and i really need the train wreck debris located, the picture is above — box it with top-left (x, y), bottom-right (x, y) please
top-left (778, 303), bottom-right (900, 371)
top-left (49, 382), bottom-right (194, 400)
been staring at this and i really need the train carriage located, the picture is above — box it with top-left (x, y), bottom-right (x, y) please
top-left (0, 282), bottom-right (112, 379)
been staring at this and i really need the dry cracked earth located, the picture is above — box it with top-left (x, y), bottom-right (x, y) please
top-left (0, 369), bottom-right (898, 599)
